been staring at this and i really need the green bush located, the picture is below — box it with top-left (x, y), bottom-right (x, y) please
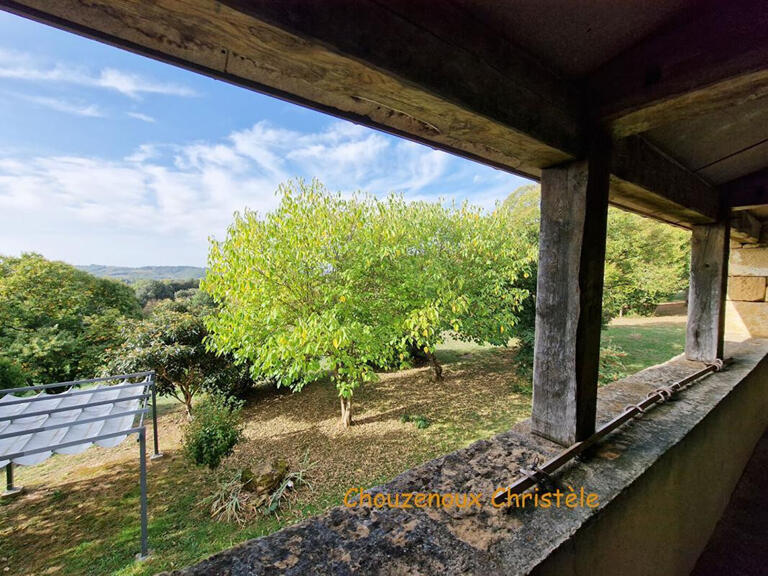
top-left (183, 395), bottom-right (244, 469)
top-left (400, 413), bottom-right (430, 429)
top-left (0, 357), bottom-right (27, 389)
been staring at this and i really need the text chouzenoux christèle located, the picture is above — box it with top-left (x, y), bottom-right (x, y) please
top-left (344, 486), bottom-right (599, 510)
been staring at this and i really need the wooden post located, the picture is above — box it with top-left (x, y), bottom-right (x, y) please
top-left (532, 142), bottom-right (611, 446)
top-left (686, 221), bottom-right (730, 362)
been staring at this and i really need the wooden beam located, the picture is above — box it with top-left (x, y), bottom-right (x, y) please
top-left (591, 0), bottom-right (768, 137)
top-left (0, 0), bottom-right (583, 178)
top-left (532, 139), bottom-right (610, 446)
top-left (722, 168), bottom-right (768, 209)
top-left (609, 136), bottom-right (720, 226)
top-left (686, 222), bottom-right (730, 362)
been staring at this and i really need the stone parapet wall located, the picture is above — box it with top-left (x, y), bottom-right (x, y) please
top-left (727, 244), bottom-right (768, 337)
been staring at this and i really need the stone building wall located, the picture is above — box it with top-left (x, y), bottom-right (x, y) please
top-left (727, 244), bottom-right (768, 338)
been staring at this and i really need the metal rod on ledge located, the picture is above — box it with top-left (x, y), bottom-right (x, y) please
top-left (492, 358), bottom-right (733, 506)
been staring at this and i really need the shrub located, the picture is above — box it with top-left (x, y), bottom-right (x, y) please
top-left (183, 395), bottom-right (244, 469)
top-left (400, 413), bottom-right (431, 429)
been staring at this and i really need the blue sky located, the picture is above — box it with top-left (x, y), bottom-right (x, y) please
top-left (0, 11), bottom-right (530, 267)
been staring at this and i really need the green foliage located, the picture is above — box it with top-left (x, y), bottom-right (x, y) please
top-left (203, 179), bottom-right (532, 425)
top-left (133, 278), bottom-right (200, 307)
top-left (0, 253), bottom-right (142, 384)
top-left (400, 413), bottom-right (431, 429)
top-left (105, 298), bottom-right (252, 415)
top-left (392, 199), bottom-right (535, 379)
top-left (0, 357), bottom-right (27, 389)
top-left (183, 395), bottom-right (244, 470)
top-left (498, 185), bottom-right (541, 372)
top-left (603, 210), bottom-right (690, 319)
top-left (203, 180), bottom-right (417, 425)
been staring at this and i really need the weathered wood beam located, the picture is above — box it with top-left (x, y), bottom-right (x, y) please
top-left (591, 0), bottom-right (768, 137)
top-left (722, 168), bottom-right (768, 209)
top-left (0, 0), bottom-right (583, 178)
top-left (532, 139), bottom-right (610, 446)
top-left (609, 136), bottom-right (719, 226)
top-left (730, 211), bottom-right (762, 245)
top-left (686, 222), bottom-right (730, 362)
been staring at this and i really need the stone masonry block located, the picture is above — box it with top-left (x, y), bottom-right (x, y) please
top-left (727, 276), bottom-right (767, 302)
top-left (730, 247), bottom-right (768, 276)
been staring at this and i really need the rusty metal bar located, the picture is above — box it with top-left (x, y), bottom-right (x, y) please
top-left (493, 358), bottom-right (732, 506)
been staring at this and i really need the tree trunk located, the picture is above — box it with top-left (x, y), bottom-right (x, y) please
top-left (340, 396), bottom-right (352, 428)
top-left (180, 384), bottom-right (194, 420)
top-left (425, 350), bottom-right (443, 381)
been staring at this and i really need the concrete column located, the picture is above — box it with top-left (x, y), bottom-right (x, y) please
top-left (532, 143), bottom-right (610, 446)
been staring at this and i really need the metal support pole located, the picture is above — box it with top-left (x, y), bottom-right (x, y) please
top-left (138, 428), bottom-right (149, 559)
top-left (149, 374), bottom-right (163, 459)
top-left (2, 464), bottom-right (23, 498)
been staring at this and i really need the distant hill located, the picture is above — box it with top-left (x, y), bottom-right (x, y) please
top-left (77, 265), bottom-right (206, 283)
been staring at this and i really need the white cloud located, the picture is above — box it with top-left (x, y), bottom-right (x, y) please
top-left (0, 121), bottom-right (526, 265)
top-left (96, 68), bottom-right (195, 98)
top-left (127, 111), bottom-right (156, 123)
top-left (25, 95), bottom-right (103, 117)
top-left (0, 48), bottom-right (196, 99)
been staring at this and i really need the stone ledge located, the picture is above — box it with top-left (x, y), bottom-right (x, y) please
top-left (166, 340), bottom-right (768, 576)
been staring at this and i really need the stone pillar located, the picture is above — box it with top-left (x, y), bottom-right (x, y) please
top-left (532, 144), bottom-right (610, 446)
top-left (686, 222), bottom-right (730, 362)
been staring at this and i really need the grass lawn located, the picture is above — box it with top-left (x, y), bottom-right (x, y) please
top-left (602, 316), bottom-right (687, 375)
top-left (0, 317), bottom-right (686, 575)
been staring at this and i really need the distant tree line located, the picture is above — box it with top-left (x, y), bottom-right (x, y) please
top-left (0, 254), bottom-right (248, 415)
top-left (133, 278), bottom-right (203, 307)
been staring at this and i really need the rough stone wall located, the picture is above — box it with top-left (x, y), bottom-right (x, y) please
top-left (727, 244), bottom-right (768, 337)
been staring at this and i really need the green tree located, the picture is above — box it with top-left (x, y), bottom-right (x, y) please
top-left (0, 357), bottom-right (27, 390)
top-left (393, 200), bottom-right (534, 379)
top-left (498, 184), bottom-right (542, 372)
top-left (203, 180), bottom-right (412, 427)
top-left (0, 253), bottom-right (142, 384)
top-left (105, 298), bottom-right (250, 417)
top-left (203, 179), bottom-right (533, 425)
top-left (134, 278), bottom-right (200, 307)
top-left (603, 209), bottom-right (689, 318)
